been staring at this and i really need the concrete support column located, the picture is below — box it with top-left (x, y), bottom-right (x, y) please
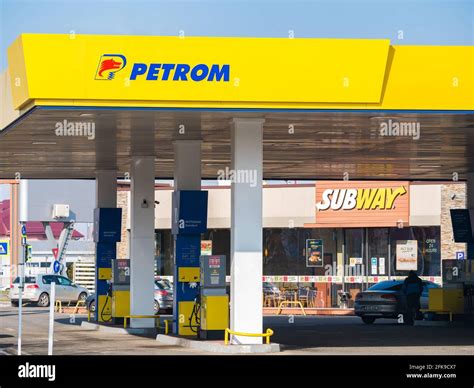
top-left (174, 140), bottom-right (202, 191)
top-left (96, 170), bottom-right (117, 208)
top-left (130, 156), bottom-right (155, 328)
top-left (230, 118), bottom-right (264, 344)
top-left (95, 170), bottom-right (117, 322)
top-left (172, 140), bottom-right (202, 336)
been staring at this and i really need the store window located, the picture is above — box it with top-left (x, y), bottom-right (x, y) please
top-left (367, 228), bottom-right (389, 278)
top-left (389, 226), bottom-right (441, 277)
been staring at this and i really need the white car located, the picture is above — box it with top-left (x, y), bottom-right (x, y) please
top-left (10, 274), bottom-right (89, 307)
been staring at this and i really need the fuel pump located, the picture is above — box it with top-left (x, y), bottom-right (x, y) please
top-left (198, 255), bottom-right (229, 340)
top-left (111, 259), bottom-right (131, 325)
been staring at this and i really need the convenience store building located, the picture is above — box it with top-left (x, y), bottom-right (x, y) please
top-left (115, 179), bottom-right (466, 308)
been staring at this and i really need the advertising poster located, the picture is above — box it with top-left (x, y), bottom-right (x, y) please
top-left (306, 239), bottom-right (323, 267)
top-left (201, 240), bottom-right (212, 256)
top-left (396, 240), bottom-right (418, 271)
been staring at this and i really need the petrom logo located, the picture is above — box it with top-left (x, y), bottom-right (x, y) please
top-left (94, 54), bottom-right (230, 82)
top-left (95, 54), bottom-right (127, 80)
top-left (316, 186), bottom-right (407, 211)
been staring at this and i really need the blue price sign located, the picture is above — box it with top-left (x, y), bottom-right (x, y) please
top-left (456, 251), bottom-right (465, 260)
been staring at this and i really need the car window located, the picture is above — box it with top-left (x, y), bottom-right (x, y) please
top-left (42, 275), bottom-right (57, 285)
top-left (13, 276), bottom-right (36, 284)
top-left (368, 281), bottom-right (403, 291)
top-left (58, 277), bottom-right (73, 286)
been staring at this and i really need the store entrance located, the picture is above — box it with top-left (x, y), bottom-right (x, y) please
top-left (343, 228), bottom-right (390, 307)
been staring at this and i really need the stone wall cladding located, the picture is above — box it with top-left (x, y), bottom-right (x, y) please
top-left (441, 182), bottom-right (466, 261)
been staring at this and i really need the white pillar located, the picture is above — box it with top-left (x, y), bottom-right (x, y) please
top-left (173, 140), bottom-right (201, 190)
top-left (130, 156), bottom-right (155, 328)
top-left (230, 118), bottom-right (264, 344)
top-left (96, 170), bottom-right (117, 208)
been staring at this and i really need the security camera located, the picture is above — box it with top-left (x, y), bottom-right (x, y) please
top-left (451, 193), bottom-right (456, 200)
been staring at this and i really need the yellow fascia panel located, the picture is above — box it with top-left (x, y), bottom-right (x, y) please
top-left (7, 35), bottom-right (30, 110)
top-left (7, 34), bottom-right (473, 111)
top-left (382, 46), bottom-right (474, 110)
top-left (7, 34), bottom-right (390, 109)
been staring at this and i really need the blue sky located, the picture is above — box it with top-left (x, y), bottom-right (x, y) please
top-left (0, 0), bottom-right (473, 70)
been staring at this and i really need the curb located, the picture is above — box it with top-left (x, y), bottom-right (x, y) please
top-left (156, 334), bottom-right (280, 354)
top-left (80, 321), bottom-right (157, 335)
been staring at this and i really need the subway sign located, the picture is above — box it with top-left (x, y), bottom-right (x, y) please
top-left (95, 54), bottom-right (230, 82)
top-left (317, 186), bottom-right (407, 211)
top-left (312, 181), bottom-right (410, 228)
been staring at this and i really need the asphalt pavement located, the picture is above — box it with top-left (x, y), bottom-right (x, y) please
top-left (1, 305), bottom-right (474, 355)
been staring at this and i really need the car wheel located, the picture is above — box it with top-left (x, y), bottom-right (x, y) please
top-left (154, 300), bottom-right (160, 314)
top-left (361, 316), bottom-right (376, 324)
top-left (11, 301), bottom-right (18, 307)
top-left (78, 292), bottom-right (87, 303)
top-left (37, 292), bottom-right (50, 307)
top-left (89, 300), bottom-right (96, 313)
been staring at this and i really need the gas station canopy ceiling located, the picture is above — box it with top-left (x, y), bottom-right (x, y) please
top-left (0, 34), bottom-right (472, 180)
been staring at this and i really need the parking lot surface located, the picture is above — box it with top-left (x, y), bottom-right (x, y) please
top-left (1, 306), bottom-right (474, 355)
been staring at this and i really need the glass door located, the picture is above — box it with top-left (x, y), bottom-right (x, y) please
top-left (344, 228), bottom-right (364, 306)
top-left (367, 228), bottom-right (390, 286)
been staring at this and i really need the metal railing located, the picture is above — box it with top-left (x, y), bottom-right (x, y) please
top-left (54, 300), bottom-right (62, 313)
top-left (164, 319), bottom-right (172, 335)
top-left (224, 328), bottom-right (274, 345)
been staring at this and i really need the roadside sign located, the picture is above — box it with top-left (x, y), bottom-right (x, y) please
top-left (21, 224), bottom-right (26, 236)
top-left (456, 251), bottom-right (465, 260)
top-left (53, 260), bottom-right (61, 273)
top-left (0, 241), bottom-right (9, 255)
top-left (52, 248), bottom-right (58, 260)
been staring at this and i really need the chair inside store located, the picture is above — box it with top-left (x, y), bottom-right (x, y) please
top-left (298, 287), bottom-right (310, 307)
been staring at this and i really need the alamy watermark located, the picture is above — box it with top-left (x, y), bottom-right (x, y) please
top-left (379, 119), bottom-right (420, 140)
top-left (18, 362), bottom-right (56, 382)
top-left (55, 119), bottom-right (95, 140)
top-left (217, 167), bottom-right (257, 187)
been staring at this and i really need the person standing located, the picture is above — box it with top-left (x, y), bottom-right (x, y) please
top-left (402, 270), bottom-right (424, 325)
